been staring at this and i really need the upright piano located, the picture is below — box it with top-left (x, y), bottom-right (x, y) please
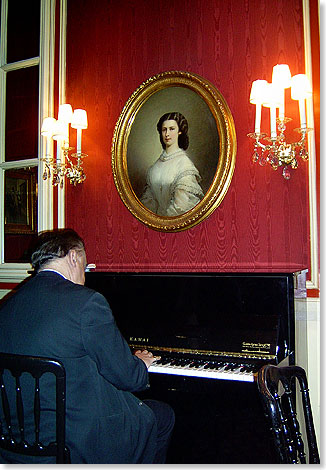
top-left (85, 272), bottom-right (298, 464)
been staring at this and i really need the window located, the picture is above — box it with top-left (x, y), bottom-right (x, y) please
top-left (0, 0), bottom-right (57, 282)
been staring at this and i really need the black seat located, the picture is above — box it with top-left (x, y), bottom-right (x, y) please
top-left (0, 352), bottom-right (70, 463)
top-left (257, 364), bottom-right (319, 464)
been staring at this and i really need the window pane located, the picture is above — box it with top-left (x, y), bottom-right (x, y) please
top-left (5, 66), bottom-right (39, 161)
top-left (4, 167), bottom-right (38, 263)
top-left (7, 0), bottom-right (40, 63)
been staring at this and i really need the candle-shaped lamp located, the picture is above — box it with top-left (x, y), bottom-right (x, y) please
top-left (272, 64), bottom-right (291, 122)
top-left (52, 120), bottom-right (69, 164)
top-left (71, 109), bottom-right (88, 156)
top-left (58, 103), bottom-right (73, 148)
top-left (291, 74), bottom-right (312, 130)
top-left (250, 80), bottom-right (268, 135)
top-left (262, 83), bottom-right (282, 140)
top-left (41, 117), bottom-right (56, 162)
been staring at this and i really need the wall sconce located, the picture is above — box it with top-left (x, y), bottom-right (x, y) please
top-left (41, 104), bottom-right (88, 187)
top-left (248, 64), bottom-right (312, 179)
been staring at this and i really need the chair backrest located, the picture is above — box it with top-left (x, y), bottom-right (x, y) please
top-left (257, 364), bottom-right (319, 464)
top-left (0, 352), bottom-right (70, 464)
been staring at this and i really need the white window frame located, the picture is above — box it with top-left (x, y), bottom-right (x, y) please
top-left (0, 0), bottom-right (65, 283)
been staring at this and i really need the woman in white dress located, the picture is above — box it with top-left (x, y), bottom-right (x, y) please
top-left (140, 112), bottom-right (204, 216)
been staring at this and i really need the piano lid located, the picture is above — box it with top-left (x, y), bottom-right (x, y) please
top-left (85, 272), bottom-right (295, 362)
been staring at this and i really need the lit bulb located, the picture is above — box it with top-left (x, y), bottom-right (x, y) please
top-left (58, 104), bottom-right (73, 124)
top-left (71, 109), bottom-right (88, 129)
top-left (291, 74), bottom-right (312, 129)
top-left (250, 80), bottom-right (268, 134)
top-left (71, 109), bottom-right (88, 155)
top-left (52, 120), bottom-right (69, 141)
top-left (41, 117), bottom-right (57, 137)
top-left (272, 64), bottom-right (292, 89)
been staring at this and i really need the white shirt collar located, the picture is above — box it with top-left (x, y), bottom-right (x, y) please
top-left (40, 269), bottom-right (68, 280)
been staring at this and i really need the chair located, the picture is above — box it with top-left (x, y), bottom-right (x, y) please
top-left (0, 352), bottom-right (70, 463)
top-left (257, 364), bottom-right (319, 464)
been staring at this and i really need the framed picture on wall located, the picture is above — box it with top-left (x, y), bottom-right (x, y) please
top-left (4, 168), bottom-right (37, 234)
top-left (112, 70), bottom-right (236, 232)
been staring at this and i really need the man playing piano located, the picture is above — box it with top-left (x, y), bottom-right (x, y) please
top-left (0, 229), bottom-right (175, 464)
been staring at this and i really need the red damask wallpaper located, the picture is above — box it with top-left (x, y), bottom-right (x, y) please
top-left (65, 0), bottom-right (318, 279)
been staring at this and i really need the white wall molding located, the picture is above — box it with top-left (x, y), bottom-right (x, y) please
top-left (303, 0), bottom-right (319, 291)
top-left (57, 0), bottom-right (68, 229)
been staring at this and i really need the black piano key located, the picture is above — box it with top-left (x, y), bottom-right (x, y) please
top-left (224, 363), bottom-right (238, 371)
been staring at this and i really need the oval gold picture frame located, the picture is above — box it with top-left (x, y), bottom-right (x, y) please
top-left (111, 71), bottom-right (236, 232)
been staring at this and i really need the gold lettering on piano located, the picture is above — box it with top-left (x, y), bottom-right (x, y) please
top-left (129, 344), bottom-right (276, 360)
top-left (242, 342), bottom-right (271, 355)
top-left (129, 337), bottom-right (149, 343)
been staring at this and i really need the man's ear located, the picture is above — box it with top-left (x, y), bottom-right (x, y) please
top-left (67, 249), bottom-right (77, 267)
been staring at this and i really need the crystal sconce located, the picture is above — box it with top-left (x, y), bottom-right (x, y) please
top-left (41, 104), bottom-right (88, 187)
top-left (248, 64), bottom-right (313, 180)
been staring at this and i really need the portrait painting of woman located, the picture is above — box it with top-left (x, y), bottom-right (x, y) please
top-left (140, 112), bottom-right (204, 216)
top-left (112, 71), bottom-right (236, 232)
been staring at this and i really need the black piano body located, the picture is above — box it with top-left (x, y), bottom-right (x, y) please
top-left (85, 272), bottom-right (297, 464)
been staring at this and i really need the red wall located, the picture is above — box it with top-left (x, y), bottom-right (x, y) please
top-left (66, 0), bottom-right (315, 275)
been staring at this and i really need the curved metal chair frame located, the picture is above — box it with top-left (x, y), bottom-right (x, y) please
top-left (257, 364), bottom-right (319, 464)
top-left (0, 352), bottom-right (70, 463)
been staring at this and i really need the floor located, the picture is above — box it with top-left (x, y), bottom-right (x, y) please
top-left (139, 373), bottom-right (278, 464)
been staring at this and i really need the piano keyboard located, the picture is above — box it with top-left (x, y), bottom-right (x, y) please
top-left (149, 357), bottom-right (258, 383)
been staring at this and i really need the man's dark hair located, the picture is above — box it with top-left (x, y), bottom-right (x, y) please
top-left (157, 112), bottom-right (189, 150)
top-left (31, 229), bottom-right (85, 272)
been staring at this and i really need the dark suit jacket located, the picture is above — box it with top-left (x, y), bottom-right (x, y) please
top-left (0, 271), bottom-right (157, 463)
